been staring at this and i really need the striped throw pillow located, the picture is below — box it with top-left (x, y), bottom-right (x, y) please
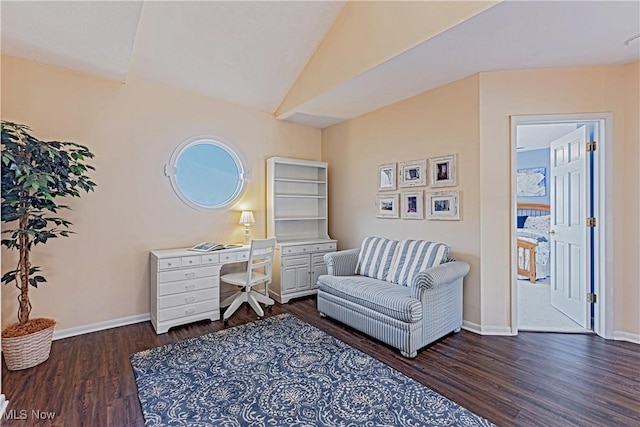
top-left (355, 237), bottom-right (400, 281)
top-left (389, 240), bottom-right (450, 287)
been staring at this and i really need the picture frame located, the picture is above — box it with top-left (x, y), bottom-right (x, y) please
top-left (426, 191), bottom-right (460, 220)
top-left (376, 194), bottom-right (399, 218)
top-left (517, 167), bottom-right (547, 197)
top-left (428, 154), bottom-right (457, 188)
top-left (378, 163), bottom-right (397, 191)
top-left (399, 159), bottom-right (426, 187)
top-left (401, 191), bottom-right (424, 219)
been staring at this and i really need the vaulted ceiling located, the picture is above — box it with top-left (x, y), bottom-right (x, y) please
top-left (2, 1), bottom-right (639, 128)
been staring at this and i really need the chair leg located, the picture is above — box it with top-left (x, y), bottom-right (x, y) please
top-left (221, 291), bottom-right (243, 308)
top-left (246, 293), bottom-right (264, 317)
top-left (251, 291), bottom-right (274, 306)
top-left (223, 293), bottom-right (247, 320)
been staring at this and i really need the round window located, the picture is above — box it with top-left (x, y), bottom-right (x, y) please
top-left (166, 137), bottom-right (248, 210)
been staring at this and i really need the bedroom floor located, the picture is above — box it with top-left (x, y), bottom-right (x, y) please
top-left (517, 279), bottom-right (590, 332)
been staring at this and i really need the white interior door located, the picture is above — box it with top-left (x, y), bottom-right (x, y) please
top-left (549, 126), bottom-right (589, 328)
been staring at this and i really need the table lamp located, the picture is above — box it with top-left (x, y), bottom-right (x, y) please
top-left (239, 211), bottom-right (255, 245)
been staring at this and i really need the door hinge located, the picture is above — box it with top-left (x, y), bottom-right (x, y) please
top-left (587, 217), bottom-right (596, 227)
top-left (586, 141), bottom-right (597, 152)
top-left (587, 293), bottom-right (597, 303)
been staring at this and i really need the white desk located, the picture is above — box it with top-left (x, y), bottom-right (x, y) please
top-left (149, 246), bottom-right (250, 334)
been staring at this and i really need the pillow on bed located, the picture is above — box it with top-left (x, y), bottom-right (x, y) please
top-left (517, 215), bottom-right (528, 228)
top-left (523, 215), bottom-right (550, 234)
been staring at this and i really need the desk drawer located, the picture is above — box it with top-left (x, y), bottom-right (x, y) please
top-left (219, 252), bottom-right (238, 263)
top-left (158, 277), bottom-right (217, 296)
top-left (158, 257), bottom-right (181, 270)
top-left (319, 242), bottom-right (337, 252)
top-left (303, 242), bottom-right (336, 252)
top-left (282, 242), bottom-right (337, 255)
top-left (157, 300), bottom-right (216, 322)
top-left (201, 253), bottom-right (220, 265)
top-left (181, 256), bottom-right (201, 267)
top-left (158, 288), bottom-right (218, 309)
top-left (281, 246), bottom-right (300, 255)
top-left (158, 266), bottom-right (219, 284)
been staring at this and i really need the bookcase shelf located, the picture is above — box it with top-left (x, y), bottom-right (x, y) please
top-left (267, 157), bottom-right (336, 304)
top-left (274, 178), bottom-right (326, 184)
top-left (275, 194), bottom-right (327, 199)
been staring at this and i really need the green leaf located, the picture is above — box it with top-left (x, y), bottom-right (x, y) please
top-left (1, 120), bottom-right (97, 276)
top-left (1, 270), bottom-right (17, 285)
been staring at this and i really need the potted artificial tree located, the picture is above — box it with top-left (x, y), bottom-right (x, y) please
top-left (1, 121), bottom-right (96, 370)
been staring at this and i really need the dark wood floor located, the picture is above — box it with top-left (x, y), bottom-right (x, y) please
top-left (2, 296), bottom-right (639, 426)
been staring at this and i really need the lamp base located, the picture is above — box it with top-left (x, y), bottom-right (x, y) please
top-left (244, 226), bottom-right (251, 245)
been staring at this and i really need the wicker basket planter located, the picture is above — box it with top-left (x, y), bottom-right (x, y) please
top-left (2, 324), bottom-right (55, 371)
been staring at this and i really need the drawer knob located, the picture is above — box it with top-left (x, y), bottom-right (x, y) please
top-left (185, 296), bottom-right (195, 303)
top-left (185, 284), bottom-right (195, 291)
top-left (185, 308), bottom-right (195, 315)
top-left (189, 260), bottom-right (193, 264)
top-left (167, 262), bottom-right (173, 266)
top-left (185, 272), bottom-right (195, 278)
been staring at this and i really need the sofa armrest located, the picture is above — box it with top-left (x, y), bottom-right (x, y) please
top-left (323, 248), bottom-right (360, 276)
top-left (410, 261), bottom-right (470, 299)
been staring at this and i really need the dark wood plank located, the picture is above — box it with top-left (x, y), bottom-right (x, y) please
top-left (2, 296), bottom-right (639, 426)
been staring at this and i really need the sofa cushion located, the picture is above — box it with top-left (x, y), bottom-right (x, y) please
top-left (389, 240), bottom-right (450, 287)
top-left (317, 275), bottom-right (422, 323)
top-left (355, 236), bottom-right (400, 281)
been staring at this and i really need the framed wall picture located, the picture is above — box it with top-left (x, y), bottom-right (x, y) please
top-left (378, 163), bottom-right (397, 191)
top-left (376, 194), bottom-right (399, 218)
top-left (401, 191), bottom-right (424, 219)
top-left (399, 159), bottom-right (426, 187)
top-left (428, 154), bottom-right (457, 188)
top-left (426, 191), bottom-right (460, 220)
top-left (516, 167), bottom-right (546, 196)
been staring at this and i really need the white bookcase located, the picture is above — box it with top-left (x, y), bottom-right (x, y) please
top-left (267, 157), bottom-right (337, 303)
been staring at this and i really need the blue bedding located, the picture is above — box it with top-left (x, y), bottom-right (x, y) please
top-left (517, 229), bottom-right (548, 243)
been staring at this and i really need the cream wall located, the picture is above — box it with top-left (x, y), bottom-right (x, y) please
top-left (323, 64), bottom-right (639, 337)
top-left (478, 65), bottom-right (638, 337)
top-left (0, 56), bottom-right (321, 331)
top-left (322, 75), bottom-right (482, 324)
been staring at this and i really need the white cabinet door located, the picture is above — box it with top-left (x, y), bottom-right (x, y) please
top-left (282, 255), bottom-right (310, 292)
top-left (310, 254), bottom-right (327, 289)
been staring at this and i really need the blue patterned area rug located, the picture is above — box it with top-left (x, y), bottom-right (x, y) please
top-left (131, 314), bottom-right (495, 426)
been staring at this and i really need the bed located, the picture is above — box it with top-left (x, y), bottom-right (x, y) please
top-left (517, 203), bottom-right (550, 283)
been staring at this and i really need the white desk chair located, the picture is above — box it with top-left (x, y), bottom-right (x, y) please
top-left (220, 238), bottom-right (276, 324)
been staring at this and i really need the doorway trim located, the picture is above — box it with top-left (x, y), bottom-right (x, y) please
top-left (510, 113), bottom-right (613, 338)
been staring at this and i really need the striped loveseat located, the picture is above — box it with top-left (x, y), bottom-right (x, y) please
top-left (317, 237), bottom-right (470, 358)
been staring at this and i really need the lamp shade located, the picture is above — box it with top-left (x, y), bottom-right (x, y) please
top-left (239, 210), bottom-right (255, 226)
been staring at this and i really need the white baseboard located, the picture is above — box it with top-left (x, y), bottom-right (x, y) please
top-left (52, 313), bottom-right (151, 341)
top-left (0, 394), bottom-right (8, 418)
top-left (480, 325), bottom-right (514, 335)
top-left (462, 321), bottom-right (514, 336)
top-left (613, 330), bottom-right (640, 344)
top-left (461, 321), bottom-right (482, 334)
